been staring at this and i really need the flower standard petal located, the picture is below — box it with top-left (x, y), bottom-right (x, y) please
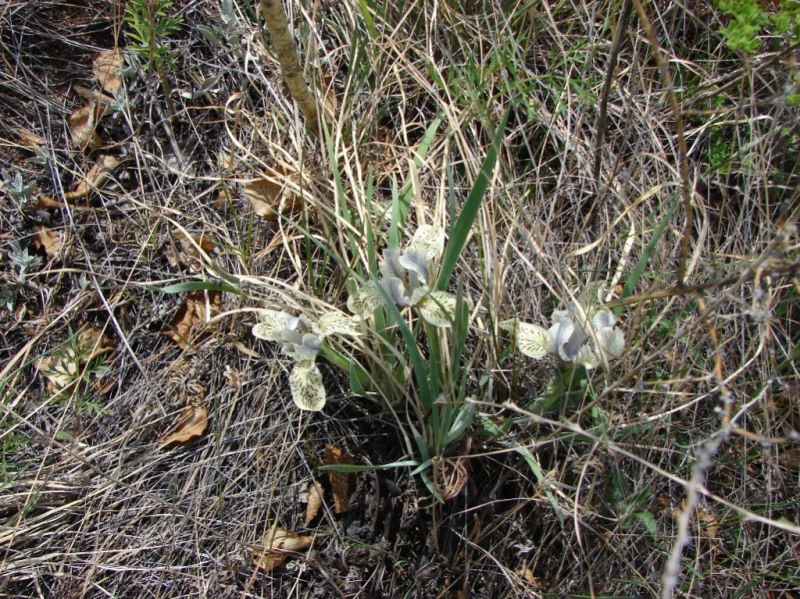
top-left (546, 318), bottom-right (584, 362)
top-left (407, 225), bottom-right (445, 261)
top-left (289, 360), bottom-right (326, 411)
top-left (398, 249), bottom-right (430, 286)
top-left (592, 308), bottom-right (617, 331)
top-left (596, 327), bottom-right (625, 358)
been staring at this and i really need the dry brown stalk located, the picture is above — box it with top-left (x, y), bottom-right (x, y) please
top-left (259, 0), bottom-right (319, 131)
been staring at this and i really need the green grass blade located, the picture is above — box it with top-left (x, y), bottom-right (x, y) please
top-left (619, 198), bottom-right (679, 304)
top-left (436, 107), bottom-right (510, 290)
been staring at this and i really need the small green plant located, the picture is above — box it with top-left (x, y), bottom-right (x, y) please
top-left (1, 169), bottom-right (35, 208)
top-left (715, 0), bottom-right (800, 53)
top-left (125, 0), bottom-right (183, 113)
top-left (7, 242), bottom-right (42, 284)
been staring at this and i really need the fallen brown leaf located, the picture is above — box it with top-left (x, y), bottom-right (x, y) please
top-left (17, 127), bottom-right (46, 148)
top-left (252, 525), bottom-right (314, 573)
top-left (64, 155), bottom-right (121, 200)
top-left (35, 194), bottom-right (64, 209)
top-left (34, 226), bottom-right (64, 257)
top-left (244, 174), bottom-right (302, 221)
top-left (159, 402), bottom-right (208, 448)
top-left (93, 49), bottom-right (123, 96)
top-left (325, 443), bottom-right (356, 514)
top-left (305, 480), bottom-right (324, 526)
top-left (161, 291), bottom-right (221, 350)
top-left (68, 101), bottom-right (105, 150)
top-left (167, 228), bottom-right (216, 272)
top-left (778, 448), bottom-right (800, 470)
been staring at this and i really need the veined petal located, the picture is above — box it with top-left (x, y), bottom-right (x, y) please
top-left (317, 312), bottom-right (361, 337)
top-left (252, 310), bottom-right (291, 341)
top-left (498, 318), bottom-right (519, 335)
top-left (516, 322), bottom-right (549, 359)
top-left (289, 361), bottom-right (326, 411)
top-left (417, 291), bottom-right (456, 327)
top-left (347, 281), bottom-right (386, 319)
top-left (577, 344), bottom-right (600, 369)
top-left (407, 225), bottom-right (445, 261)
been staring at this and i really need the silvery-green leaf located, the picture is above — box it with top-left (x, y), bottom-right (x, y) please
top-left (379, 249), bottom-right (405, 280)
top-left (407, 225), bottom-right (445, 260)
top-left (577, 344), bottom-right (600, 369)
top-left (592, 308), bottom-right (617, 330)
top-left (398, 249), bottom-right (430, 284)
top-left (546, 318), bottom-right (584, 362)
top-left (417, 290), bottom-right (457, 327)
top-left (382, 276), bottom-right (411, 306)
top-left (252, 309), bottom-right (290, 341)
top-left (347, 282), bottom-right (385, 319)
top-left (516, 322), bottom-right (549, 359)
top-left (317, 312), bottom-right (361, 337)
top-left (596, 327), bottom-right (625, 358)
top-left (289, 361), bottom-right (326, 411)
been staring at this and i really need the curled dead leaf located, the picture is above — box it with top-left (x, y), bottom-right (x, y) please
top-left (325, 443), bottom-right (356, 514)
top-left (93, 49), bottom-right (123, 96)
top-left (35, 194), bottom-right (64, 209)
top-left (17, 127), bottom-right (46, 148)
top-left (305, 480), bottom-right (324, 526)
top-left (64, 155), bottom-right (121, 201)
top-left (34, 226), bottom-right (65, 257)
top-left (68, 101), bottom-right (105, 150)
top-left (161, 291), bottom-right (221, 350)
top-left (159, 402), bottom-right (208, 448)
top-left (244, 174), bottom-right (302, 221)
top-left (779, 448), bottom-right (800, 471)
top-left (167, 228), bottom-right (216, 272)
top-left (252, 525), bottom-right (314, 573)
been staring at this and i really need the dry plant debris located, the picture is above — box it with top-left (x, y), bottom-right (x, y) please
top-left (68, 101), bottom-right (105, 150)
top-left (159, 401), bottom-right (209, 448)
top-left (244, 175), bottom-right (302, 221)
top-left (63, 155), bottom-right (121, 201)
top-left (161, 291), bottom-right (221, 350)
top-left (304, 480), bottom-right (324, 525)
top-left (325, 443), bottom-right (356, 514)
top-left (167, 228), bottom-right (216, 272)
top-left (92, 49), bottom-right (123, 96)
top-left (35, 327), bottom-right (116, 395)
top-left (252, 525), bottom-right (315, 573)
top-left (34, 225), bottom-right (64, 257)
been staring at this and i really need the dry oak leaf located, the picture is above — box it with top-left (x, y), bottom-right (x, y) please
top-left (159, 402), bottom-right (208, 448)
top-left (161, 291), bottom-right (221, 350)
top-left (36, 327), bottom-right (116, 394)
top-left (252, 525), bottom-right (314, 573)
top-left (325, 443), bottom-right (356, 514)
top-left (34, 226), bottom-right (65, 257)
top-left (68, 101), bottom-right (105, 150)
top-left (305, 480), bottom-right (324, 526)
top-left (64, 155), bottom-right (121, 201)
top-left (244, 175), bottom-right (302, 221)
top-left (93, 49), bottom-right (123, 96)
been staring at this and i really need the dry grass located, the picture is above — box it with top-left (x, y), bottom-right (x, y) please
top-left (1, 0), bottom-right (799, 597)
